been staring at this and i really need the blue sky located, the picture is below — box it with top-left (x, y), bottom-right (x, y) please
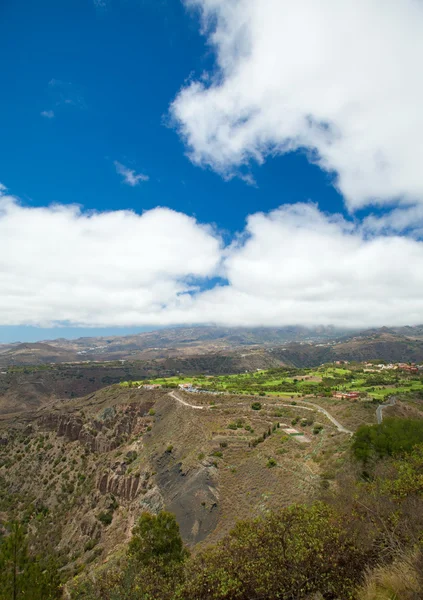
top-left (0, 0), bottom-right (343, 231)
top-left (1, 0), bottom-right (423, 342)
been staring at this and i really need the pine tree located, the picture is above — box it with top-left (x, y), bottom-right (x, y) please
top-left (0, 522), bottom-right (60, 600)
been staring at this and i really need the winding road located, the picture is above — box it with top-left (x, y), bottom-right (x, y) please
top-left (168, 391), bottom-right (353, 435)
top-left (168, 391), bottom-right (205, 410)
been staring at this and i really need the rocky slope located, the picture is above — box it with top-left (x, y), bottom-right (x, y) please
top-left (0, 384), bottom-right (356, 575)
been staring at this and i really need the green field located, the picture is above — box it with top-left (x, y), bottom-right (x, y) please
top-left (120, 363), bottom-right (423, 401)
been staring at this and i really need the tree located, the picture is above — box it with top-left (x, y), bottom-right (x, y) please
top-left (353, 418), bottom-right (423, 463)
top-left (178, 503), bottom-right (370, 599)
top-left (128, 511), bottom-right (188, 566)
top-left (0, 522), bottom-right (60, 600)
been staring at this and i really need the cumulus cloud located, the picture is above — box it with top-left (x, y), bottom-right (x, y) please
top-left (181, 204), bottom-right (423, 328)
top-left (0, 187), bottom-right (221, 327)
top-left (41, 110), bottom-right (55, 119)
top-left (172, 0), bottom-right (423, 209)
top-left (1, 185), bottom-right (423, 328)
top-left (114, 161), bottom-right (149, 186)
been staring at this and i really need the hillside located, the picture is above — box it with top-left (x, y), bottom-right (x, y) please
top-left (271, 332), bottom-right (423, 367)
top-left (0, 351), bottom-right (282, 418)
top-left (1, 360), bottom-right (423, 596)
top-left (0, 342), bottom-right (77, 366)
top-left (0, 382), bottom-right (363, 575)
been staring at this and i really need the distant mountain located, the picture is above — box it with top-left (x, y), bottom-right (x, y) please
top-left (0, 342), bottom-right (77, 367)
top-left (1, 324), bottom-right (423, 368)
top-left (43, 325), bottom-right (354, 353)
top-left (272, 330), bottom-right (423, 367)
top-left (0, 326), bottom-right (353, 366)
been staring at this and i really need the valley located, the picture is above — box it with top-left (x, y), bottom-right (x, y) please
top-left (1, 351), bottom-right (423, 579)
top-left (1, 328), bottom-right (423, 598)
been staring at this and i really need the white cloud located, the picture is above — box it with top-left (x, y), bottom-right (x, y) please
top-left (41, 110), bottom-right (55, 119)
top-left (180, 204), bottom-right (423, 328)
top-left (362, 205), bottom-right (423, 238)
top-left (1, 185), bottom-right (423, 328)
top-left (0, 188), bottom-right (221, 327)
top-left (172, 0), bottom-right (423, 210)
top-left (114, 161), bottom-right (149, 186)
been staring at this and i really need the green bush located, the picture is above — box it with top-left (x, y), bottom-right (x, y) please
top-left (84, 539), bottom-right (98, 553)
top-left (179, 503), bottom-right (371, 600)
top-left (128, 512), bottom-right (188, 566)
top-left (97, 511), bottom-right (113, 526)
top-left (353, 418), bottom-right (423, 462)
top-left (251, 402), bottom-right (262, 411)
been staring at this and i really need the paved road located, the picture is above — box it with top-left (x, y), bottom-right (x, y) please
top-left (271, 399), bottom-right (353, 435)
top-left (168, 391), bottom-right (352, 435)
top-left (376, 396), bottom-right (396, 424)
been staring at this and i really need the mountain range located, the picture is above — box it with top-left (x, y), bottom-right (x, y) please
top-left (1, 324), bottom-right (423, 368)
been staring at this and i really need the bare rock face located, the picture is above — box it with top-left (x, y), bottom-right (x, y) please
top-left (154, 452), bottom-right (220, 546)
top-left (139, 486), bottom-right (164, 514)
top-left (97, 471), bottom-right (147, 502)
top-left (79, 515), bottom-right (101, 540)
top-left (38, 401), bottom-right (154, 453)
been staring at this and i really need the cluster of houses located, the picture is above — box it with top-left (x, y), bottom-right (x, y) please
top-left (332, 391), bottom-right (361, 400)
top-left (364, 362), bottom-right (423, 373)
top-left (177, 382), bottom-right (199, 392)
top-left (140, 382), bottom-right (212, 394)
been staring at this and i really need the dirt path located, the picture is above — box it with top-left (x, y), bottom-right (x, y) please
top-left (376, 396), bottom-right (396, 424)
top-left (168, 391), bottom-right (205, 410)
top-left (168, 391), bottom-right (352, 435)
top-left (275, 399), bottom-right (353, 435)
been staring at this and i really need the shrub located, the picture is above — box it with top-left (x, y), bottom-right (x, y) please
top-left (251, 402), bottom-right (262, 411)
top-left (179, 503), bottom-right (371, 600)
top-left (128, 511), bottom-right (188, 566)
top-left (97, 511), bottom-right (113, 526)
top-left (267, 458), bottom-right (277, 468)
top-left (353, 418), bottom-right (423, 462)
top-left (84, 539), bottom-right (98, 552)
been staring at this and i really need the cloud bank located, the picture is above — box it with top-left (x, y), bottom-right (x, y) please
top-left (172, 0), bottom-right (423, 211)
top-left (1, 186), bottom-right (423, 329)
